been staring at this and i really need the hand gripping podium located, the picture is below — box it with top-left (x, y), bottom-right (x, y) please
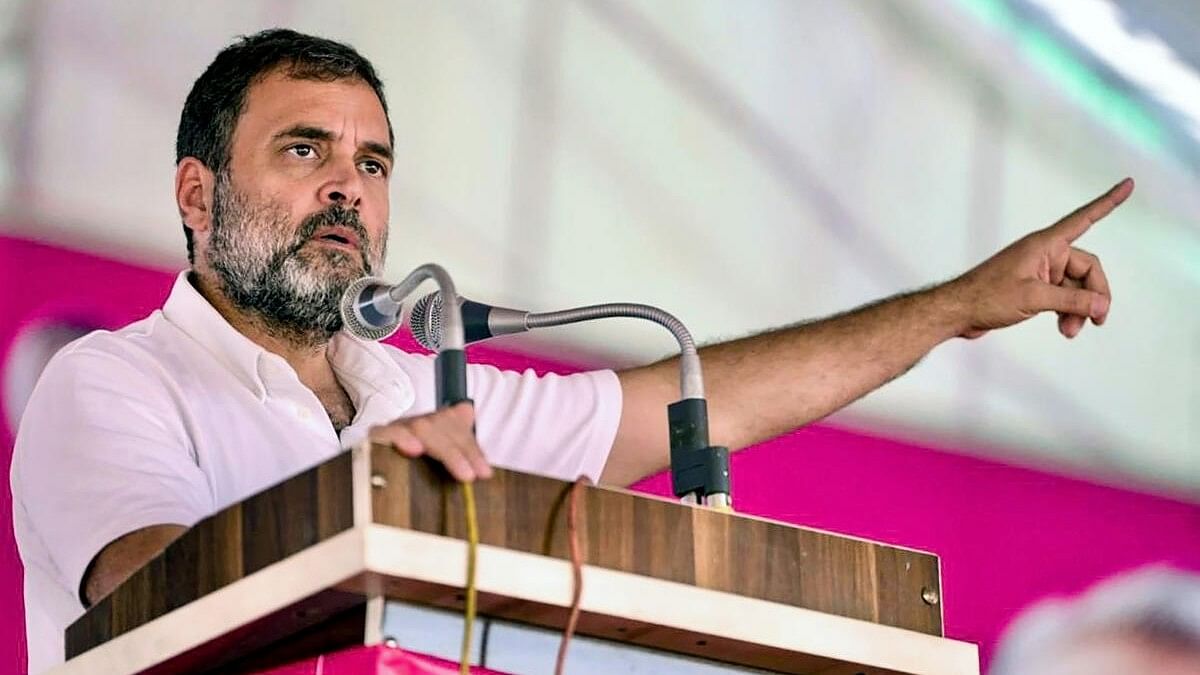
top-left (56, 443), bottom-right (979, 674)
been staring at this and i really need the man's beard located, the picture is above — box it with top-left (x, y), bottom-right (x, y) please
top-left (207, 170), bottom-right (385, 348)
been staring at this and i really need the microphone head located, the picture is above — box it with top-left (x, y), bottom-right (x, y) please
top-left (340, 276), bottom-right (402, 342)
top-left (408, 291), bottom-right (444, 351)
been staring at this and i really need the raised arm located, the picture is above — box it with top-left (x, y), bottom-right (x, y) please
top-left (602, 178), bottom-right (1132, 486)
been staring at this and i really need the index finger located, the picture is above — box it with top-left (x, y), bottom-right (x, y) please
top-left (1048, 177), bottom-right (1134, 243)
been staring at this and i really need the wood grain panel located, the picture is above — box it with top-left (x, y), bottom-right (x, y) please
top-left (66, 451), bottom-right (356, 659)
top-left (873, 544), bottom-right (942, 634)
top-left (66, 444), bottom-right (945, 669)
top-left (632, 493), bottom-right (696, 584)
top-left (317, 456), bottom-right (356, 540)
top-left (586, 485), bottom-right (636, 571)
top-left (368, 446), bottom-right (411, 528)
top-left (367, 447), bottom-right (943, 636)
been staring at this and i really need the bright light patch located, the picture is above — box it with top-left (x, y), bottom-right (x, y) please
top-left (1031, 0), bottom-right (1200, 144)
top-left (958, 0), bottom-right (1166, 153)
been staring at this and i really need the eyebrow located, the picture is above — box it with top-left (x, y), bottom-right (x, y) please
top-left (272, 124), bottom-right (393, 163)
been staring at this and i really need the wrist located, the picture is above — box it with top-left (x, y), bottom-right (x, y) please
top-left (923, 277), bottom-right (976, 340)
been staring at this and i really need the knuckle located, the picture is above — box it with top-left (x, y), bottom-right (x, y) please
top-left (407, 415), bottom-right (432, 432)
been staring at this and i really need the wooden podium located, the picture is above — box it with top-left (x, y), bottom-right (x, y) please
top-left (54, 443), bottom-right (979, 674)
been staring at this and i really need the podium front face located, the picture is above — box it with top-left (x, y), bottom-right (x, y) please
top-left (60, 445), bottom-right (978, 675)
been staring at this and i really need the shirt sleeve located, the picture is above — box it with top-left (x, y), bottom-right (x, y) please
top-left (465, 362), bottom-right (623, 484)
top-left (11, 342), bottom-right (213, 608)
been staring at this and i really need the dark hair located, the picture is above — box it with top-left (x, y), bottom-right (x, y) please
top-left (176, 28), bottom-right (393, 263)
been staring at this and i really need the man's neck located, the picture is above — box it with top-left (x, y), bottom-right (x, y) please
top-left (190, 270), bottom-right (339, 391)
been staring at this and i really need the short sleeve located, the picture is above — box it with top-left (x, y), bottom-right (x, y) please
top-left (466, 363), bottom-right (622, 484)
top-left (11, 344), bottom-right (213, 607)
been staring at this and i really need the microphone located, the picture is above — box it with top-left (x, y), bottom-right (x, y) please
top-left (339, 264), bottom-right (470, 408)
top-left (340, 276), bottom-right (404, 341)
top-left (408, 292), bottom-right (529, 351)
top-left (407, 291), bottom-right (731, 508)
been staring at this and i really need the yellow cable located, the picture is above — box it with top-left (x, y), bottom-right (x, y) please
top-left (460, 481), bottom-right (479, 675)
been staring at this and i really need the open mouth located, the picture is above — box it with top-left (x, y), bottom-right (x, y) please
top-left (311, 227), bottom-right (361, 252)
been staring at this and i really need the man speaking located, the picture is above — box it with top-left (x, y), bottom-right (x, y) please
top-left (10, 29), bottom-right (1128, 672)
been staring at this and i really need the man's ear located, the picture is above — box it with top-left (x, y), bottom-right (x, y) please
top-left (176, 157), bottom-right (216, 238)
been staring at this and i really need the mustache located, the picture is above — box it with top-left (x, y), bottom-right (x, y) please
top-left (288, 205), bottom-right (374, 271)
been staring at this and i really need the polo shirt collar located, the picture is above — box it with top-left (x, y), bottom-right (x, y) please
top-left (160, 271), bottom-right (415, 413)
top-left (327, 332), bottom-right (416, 414)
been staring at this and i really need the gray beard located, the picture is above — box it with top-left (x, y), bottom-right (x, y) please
top-left (207, 171), bottom-right (380, 349)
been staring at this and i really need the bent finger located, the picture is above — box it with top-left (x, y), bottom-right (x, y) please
top-left (409, 416), bottom-right (478, 482)
top-left (1030, 283), bottom-right (1105, 319)
top-left (370, 424), bottom-right (425, 457)
top-left (1066, 248), bottom-right (1111, 324)
top-left (440, 404), bottom-right (491, 479)
top-left (1058, 312), bottom-right (1085, 339)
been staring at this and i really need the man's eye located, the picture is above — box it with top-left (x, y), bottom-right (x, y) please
top-left (288, 145), bottom-right (316, 158)
top-left (360, 160), bottom-right (387, 177)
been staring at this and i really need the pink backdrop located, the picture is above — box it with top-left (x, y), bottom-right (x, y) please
top-left (2, 233), bottom-right (1198, 673)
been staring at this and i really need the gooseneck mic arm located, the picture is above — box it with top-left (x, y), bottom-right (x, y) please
top-left (340, 265), bottom-right (468, 408)
top-left (525, 304), bottom-right (704, 400)
top-left (409, 294), bottom-right (731, 507)
top-left (526, 303), bottom-right (729, 508)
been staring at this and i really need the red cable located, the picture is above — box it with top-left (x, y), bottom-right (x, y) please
top-left (554, 479), bottom-right (585, 675)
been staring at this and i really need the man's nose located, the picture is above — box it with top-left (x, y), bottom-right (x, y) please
top-left (320, 162), bottom-right (364, 208)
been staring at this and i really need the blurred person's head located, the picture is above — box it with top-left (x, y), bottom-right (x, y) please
top-left (990, 566), bottom-right (1200, 675)
top-left (173, 29), bottom-right (394, 346)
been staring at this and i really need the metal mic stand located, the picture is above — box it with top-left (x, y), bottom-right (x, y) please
top-left (521, 303), bottom-right (731, 508)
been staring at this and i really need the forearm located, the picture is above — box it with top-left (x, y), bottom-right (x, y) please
top-left (82, 524), bottom-right (186, 606)
top-left (694, 283), bottom-right (968, 450)
top-left (606, 282), bottom-right (969, 484)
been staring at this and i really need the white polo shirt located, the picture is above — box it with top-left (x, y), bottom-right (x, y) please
top-left (10, 271), bottom-right (622, 673)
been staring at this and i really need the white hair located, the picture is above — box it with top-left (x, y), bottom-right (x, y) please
top-left (990, 565), bottom-right (1200, 675)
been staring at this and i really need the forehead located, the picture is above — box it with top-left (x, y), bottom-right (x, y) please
top-left (232, 70), bottom-right (391, 150)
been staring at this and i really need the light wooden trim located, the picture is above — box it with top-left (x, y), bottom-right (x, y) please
top-left (48, 529), bottom-right (367, 675)
top-left (53, 524), bottom-right (977, 675)
top-left (361, 525), bottom-right (978, 675)
top-left (363, 593), bottom-right (386, 646)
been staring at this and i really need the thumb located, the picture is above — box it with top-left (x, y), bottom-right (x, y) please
top-left (1030, 283), bottom-right (1107, 319)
